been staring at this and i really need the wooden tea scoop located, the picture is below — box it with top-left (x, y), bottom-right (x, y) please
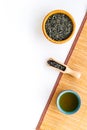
top-left (47, 58), bottom-right (81, 79)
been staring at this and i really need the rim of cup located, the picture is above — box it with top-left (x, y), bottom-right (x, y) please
top-left (56, 90), bottom-right (81, 115)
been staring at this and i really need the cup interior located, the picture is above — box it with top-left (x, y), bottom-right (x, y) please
top-left (56, 90), bottom-right (81, 115)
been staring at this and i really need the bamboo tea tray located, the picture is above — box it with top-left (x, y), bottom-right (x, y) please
top-left (36, 12), bottom-right (87, 130)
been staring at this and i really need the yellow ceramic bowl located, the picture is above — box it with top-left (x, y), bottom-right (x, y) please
top-left (42, 10), bottom-right (76, 44)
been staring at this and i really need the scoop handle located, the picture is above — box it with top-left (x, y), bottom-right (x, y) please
top-left (66, 67), bottom-right (81, 79)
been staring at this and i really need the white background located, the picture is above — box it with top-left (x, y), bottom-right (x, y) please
top-left (0, 0), bottom-right (87, 130)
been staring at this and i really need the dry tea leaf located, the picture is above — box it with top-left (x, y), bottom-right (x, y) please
top-left (45, 13), bottom-right (73, 41)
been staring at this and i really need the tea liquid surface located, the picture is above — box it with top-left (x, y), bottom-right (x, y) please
top-left (59, 93), bottom-right (78, 112)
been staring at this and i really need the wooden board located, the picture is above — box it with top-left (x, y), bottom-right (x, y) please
top-left (36, 12), bottom-right (87, 130)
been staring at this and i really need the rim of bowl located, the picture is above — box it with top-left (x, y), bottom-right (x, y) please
top-left (42, 10), bottom-right (76, 44)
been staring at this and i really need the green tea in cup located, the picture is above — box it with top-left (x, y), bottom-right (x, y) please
top-left (56, 90), bottom-right (81, 115)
